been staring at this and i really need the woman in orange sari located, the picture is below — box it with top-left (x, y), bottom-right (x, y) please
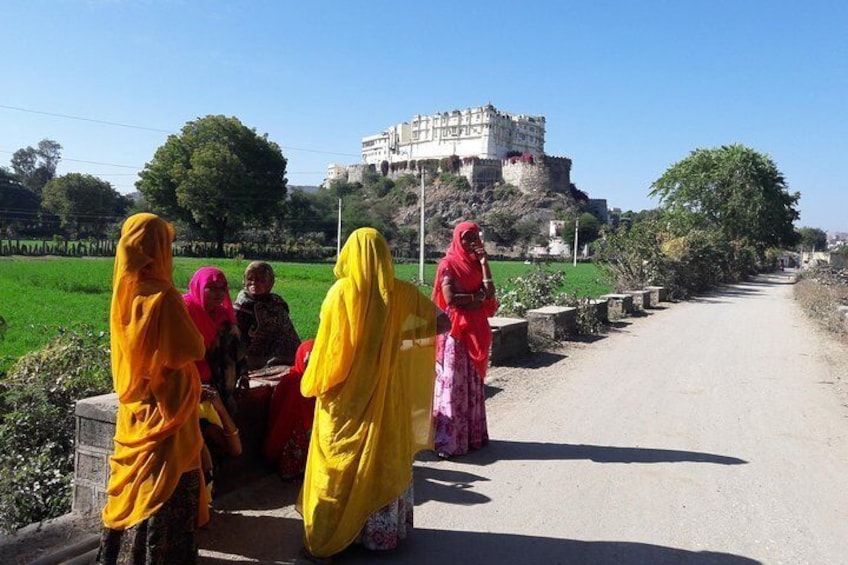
top-left (98, 213), bottom-right (207, 564)
top-left (298, 228), bottom-right (449, 561)
top-left (431, 221), bottom-right (497, 458)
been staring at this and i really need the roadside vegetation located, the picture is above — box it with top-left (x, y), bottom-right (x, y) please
top-left (793, 265), bottom-right (848, 337)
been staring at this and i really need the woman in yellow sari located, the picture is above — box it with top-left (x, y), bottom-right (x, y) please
top-left (298, 227), bottom-right (449, 561)
top-left (98, 213), bottom-right (207, 564)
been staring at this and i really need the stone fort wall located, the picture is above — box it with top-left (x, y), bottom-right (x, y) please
top-left (341, 154), bottom-right (572, 195)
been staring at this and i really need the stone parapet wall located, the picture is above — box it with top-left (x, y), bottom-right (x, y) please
top-left (73, 393), bottom-right (118, 517)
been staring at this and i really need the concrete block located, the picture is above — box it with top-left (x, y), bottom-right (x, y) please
top-left (624, 290), bottom-right (651, 310)
top-left (588, 298), bottom-right (609, 323)
top-left (75, 450), bottom-right (108, 487)
top-left (600, 294), bottom-right (634, 320)
top-left (526, 306), bottom-right (578, 340)
top-left (646, 285), bottom-right (669, 302)
top-left (488, 316), bottom-right (529, 364)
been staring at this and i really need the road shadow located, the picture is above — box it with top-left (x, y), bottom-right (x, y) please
top-left (455, 440), bottom-right (748, 466)
top-left (333, 529), bottom-right (762, 564)
top-left (413, 465), bottom-right (491, 506)
top-left (491, 350), bottom-right (567, 369)
top-left (566, 333), bottom-right (608, 344)
top-left (210, 474), bottom-right (302, 512)
top-left (199, 514), bottom-right (303, 564)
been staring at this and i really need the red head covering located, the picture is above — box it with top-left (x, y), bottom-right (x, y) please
top-left (289, 339), bottom-right (315, 379)
top-left (432, 221), bottom-right (497, 380)
top-left (183, 266), bottom-right (236, 383)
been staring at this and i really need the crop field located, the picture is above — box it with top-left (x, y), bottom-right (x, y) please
top-left (0, 256), bottom-right (609, 373)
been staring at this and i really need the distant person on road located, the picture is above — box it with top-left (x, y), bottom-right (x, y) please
top-left (297, 227), bottom-right (449, 561)
top-left (234, 261), bottom-right (301, 371)
top-left (431, 221), bottom-right (497, 458)
top-left (99, 213), bottom-right (206, 564)
top-left (263, 339), bottom-right (316, 479)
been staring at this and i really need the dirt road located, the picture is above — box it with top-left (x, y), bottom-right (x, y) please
top-left (200, 272), bottom-right (848, 564)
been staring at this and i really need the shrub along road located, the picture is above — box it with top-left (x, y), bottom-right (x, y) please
top-left (199, 270), bottom-right (848, 564)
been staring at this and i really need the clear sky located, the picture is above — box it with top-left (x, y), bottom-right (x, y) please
top-left (2, 1), bottom-right (846, 233)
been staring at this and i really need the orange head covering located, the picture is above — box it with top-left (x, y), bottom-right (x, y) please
top-left (104, 213), bottom-right (206, 530)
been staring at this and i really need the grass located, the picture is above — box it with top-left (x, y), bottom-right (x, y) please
top-left (0, 257), bottom-right (609, 374)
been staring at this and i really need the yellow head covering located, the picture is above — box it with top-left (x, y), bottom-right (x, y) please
top-left (299, 227), bottom-right (439, 558)
top-left (103, 213), bottom-right (206, 530)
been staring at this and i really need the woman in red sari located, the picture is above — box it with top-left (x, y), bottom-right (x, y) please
top-left (263, 339), bottom-right (317, 479)
top-left (431, 221), bottom-right (497, 458)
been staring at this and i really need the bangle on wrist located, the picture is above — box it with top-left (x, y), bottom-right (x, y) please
top-left (224, 428), bottom-right (239, 437)
top-left (482, 278), bottom-right (492, 283)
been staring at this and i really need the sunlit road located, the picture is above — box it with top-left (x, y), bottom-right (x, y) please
top-left (200, 272), bottom-right (848, 565)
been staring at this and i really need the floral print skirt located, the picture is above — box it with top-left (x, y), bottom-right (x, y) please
top-left (356, 481), bottom-right (414, 551)
top-left (433, 335), bottom-right (489, 457)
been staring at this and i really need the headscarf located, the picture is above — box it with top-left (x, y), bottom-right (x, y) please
top-left (432, 221), bottom-right (497, 380)
top-left (298, 228), bottom-right (439, 558)
top-left (104, 213), bottom-right (205, 530)
top-left (183, 266), bottom-right (236, 383)
top-left (290, 338), bottom-right (315, 379)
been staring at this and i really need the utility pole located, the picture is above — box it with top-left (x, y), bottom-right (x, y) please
top-left (573, 216), bottom-right (579, 267)
top-left (336, 197), bottom-right (342, 258)
top-left (419, 169), bottom-right (425, 283)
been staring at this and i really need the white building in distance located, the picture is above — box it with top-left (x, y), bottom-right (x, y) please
top-left (361, 104), bottom-right (545, 166)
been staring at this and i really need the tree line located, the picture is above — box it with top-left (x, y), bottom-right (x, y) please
top-left (1, 116), bottom-right (828, 265)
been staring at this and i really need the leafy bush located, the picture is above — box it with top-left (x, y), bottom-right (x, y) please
top-left (497, 267), bottom-right (600, 337)
top-left (0, 327), bottom-right (112, 533)
top-left (595, 220), bottom-right (670, 293)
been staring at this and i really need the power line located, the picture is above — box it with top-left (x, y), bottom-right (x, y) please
top-left (0, 103), bottom-right (362, 157)
top-left (0, 104), bottom-right (171, 133)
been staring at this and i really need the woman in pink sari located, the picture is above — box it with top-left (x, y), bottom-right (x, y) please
top-left (431, 221), bottom-right (497, 458)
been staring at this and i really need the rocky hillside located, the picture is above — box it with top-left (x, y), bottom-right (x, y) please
top-left (393, 175), bottom-right (584, 247)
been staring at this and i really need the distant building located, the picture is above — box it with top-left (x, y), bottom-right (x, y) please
top-left (361, 104), bottom-right (546, 166)
top-left (324, 163), bottom-right (347, 187)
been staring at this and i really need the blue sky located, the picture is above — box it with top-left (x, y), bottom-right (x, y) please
top-left (2, 1), bottom-right (846, 232)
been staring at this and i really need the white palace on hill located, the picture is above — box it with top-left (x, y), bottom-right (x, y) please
top-left (360, 104), bottom-right (545, 165)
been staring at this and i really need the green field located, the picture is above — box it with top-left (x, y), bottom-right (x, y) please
top-left (0, 257), bottom-right (609, 373)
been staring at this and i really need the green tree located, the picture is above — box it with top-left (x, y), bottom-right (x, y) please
top-left (41, 174), bottom-right (129, 237)
top-left (559, 212), bottom-right (602, 246)
top-left (136, 115), bottom-right (288, 256)
top-left (10, 139), bottom-right (62, 196)
top-left (796, 227), bottom-right (827, 251)
top-left (486, 211), bottom-right (520, 246)
top-left (649, 144), bottom-right (800, 250)
top-left (0, 169), bottom-right (40, 235)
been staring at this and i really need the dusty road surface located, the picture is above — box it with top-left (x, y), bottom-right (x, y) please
top-left (199, 272), bottom-right (848, 565)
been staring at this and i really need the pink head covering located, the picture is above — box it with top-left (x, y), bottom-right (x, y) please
top-left (183, 266), bottom-right (236, 348)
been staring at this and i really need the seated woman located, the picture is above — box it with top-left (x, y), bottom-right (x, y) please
top-left (198, 385), bottom-right (241, 503)
top-left (183, 267), bottom-right (244, 496)
top-left (263, 339), bottom-right (317, 479)
top-left (234, 261), bottom-right (301, 372)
